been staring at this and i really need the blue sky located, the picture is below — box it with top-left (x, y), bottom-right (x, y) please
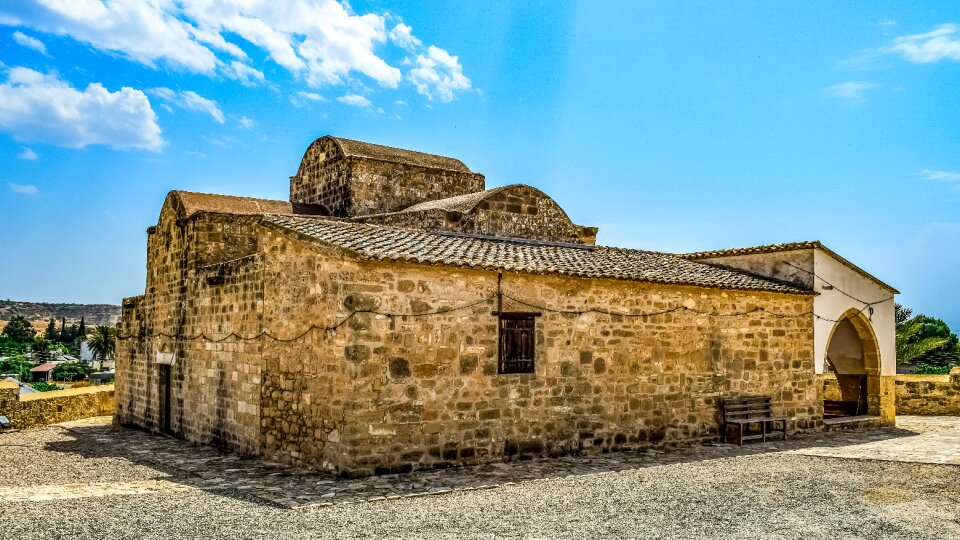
top-left (0, 1), bottom-right (958, 329)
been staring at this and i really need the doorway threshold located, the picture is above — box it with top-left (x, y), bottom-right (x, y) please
top-left (824, 415), bottom-right (883, 431)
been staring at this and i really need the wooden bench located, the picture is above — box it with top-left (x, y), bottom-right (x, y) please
top-left (721, 396), bottom-right (787, 445)
top-left (823, 400), bottom-right (859, 418)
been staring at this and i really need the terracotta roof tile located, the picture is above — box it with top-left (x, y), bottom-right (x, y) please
top-left (173, 191), bottom-right (292, 218)
top-left (264, 215), bottom-right (812, 295)
top-left (331, 137), bottom-right (471, 172)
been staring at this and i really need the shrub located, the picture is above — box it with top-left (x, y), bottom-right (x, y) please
top-left (30, 381), bottom-right (59, 392)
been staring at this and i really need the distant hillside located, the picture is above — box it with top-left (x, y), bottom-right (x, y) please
top-left (0, 300), bottom-right (121, 325)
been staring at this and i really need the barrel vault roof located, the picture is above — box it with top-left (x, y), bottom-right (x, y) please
top-left (327, 136), bottom-right (471, 172)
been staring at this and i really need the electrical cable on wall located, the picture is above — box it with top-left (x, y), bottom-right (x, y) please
top-left (117, 285), bottom-right (836, 343)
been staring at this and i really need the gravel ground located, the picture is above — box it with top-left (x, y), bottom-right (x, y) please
top-left (1, 426), bottom-right (959, 539)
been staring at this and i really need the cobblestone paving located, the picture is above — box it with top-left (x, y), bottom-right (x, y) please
top-left (1, 415), bottom-right (955, 510)
top-left (791, 416), bottom-right (960, 465)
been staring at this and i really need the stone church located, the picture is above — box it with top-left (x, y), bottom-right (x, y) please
top-left (116, 136), bottom-right (897, 476)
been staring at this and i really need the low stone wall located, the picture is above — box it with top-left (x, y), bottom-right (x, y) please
top-left (821, 371), bottom-right (960, 417)
top-left (0, 383), bottom-right (115, 429)
top-left (896, 371), bottom-right (960, 416)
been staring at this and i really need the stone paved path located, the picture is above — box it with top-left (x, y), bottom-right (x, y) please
top-left (5, 415), bottom-right (957, 509)
top-left (791, 416), bottom-right (960, 465)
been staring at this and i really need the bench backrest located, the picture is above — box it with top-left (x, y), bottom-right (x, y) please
top-left (722, 396), bottom-right (774, 420)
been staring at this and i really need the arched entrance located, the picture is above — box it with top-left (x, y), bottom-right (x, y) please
top-left (823, 309), bottom-right (881, 418)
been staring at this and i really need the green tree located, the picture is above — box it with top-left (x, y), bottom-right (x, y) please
top-left (52, 361), bottom-right (89, 382)
top-left (0, 354), bottom-right (31, 380)
top-left (86, 325), bottom-right (117, 369)
top-left (44, 318), bottom-right (58, 341)
top-left (2, 315), bottom-right (36, 343)
top-left (895, 303), bottom-right (913, 326)
top-left (896, 308), bottom-right (959, 364)
top-left (32, 335), bottom-right (53, 363)
top-left (77, 317), bottom-right (86, 339)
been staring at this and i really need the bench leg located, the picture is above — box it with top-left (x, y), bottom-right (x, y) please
top-left (762, 421), bottom-right (768, 443)
top-left (738, 424), bottom-right (744, 446)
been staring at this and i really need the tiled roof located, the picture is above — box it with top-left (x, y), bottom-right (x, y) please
top-left (681, 241), bottom-right (899, 294)
top-left (30, 362), bottom-right (57, 373)
top-left (330, 137), bottom-right (471, 173)
top-left (174, 191), bottom-right (292, 218)
top-left (264, 215), bottom-right (811, 294)
top-left (398, 185), bottom-right (518, 214)
top-left (682, 241), bottom-right (821, 260)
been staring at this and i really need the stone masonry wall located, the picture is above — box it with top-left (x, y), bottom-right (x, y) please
top-left (895, 373), bottom-right (960, 416)
top-left (259, 225), bottom-right (820, 476)
top-left (359, 185), bottom-right (597, 245)
top-left (117, 208), bottom-right (265, 455)
top-left (0, 385), bottom-right (115, 429)
top-left (290, 137), bottom-right (485, 217)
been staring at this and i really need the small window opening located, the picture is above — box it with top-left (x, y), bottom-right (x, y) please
top-left (498, 313), bottom-right (536, 374)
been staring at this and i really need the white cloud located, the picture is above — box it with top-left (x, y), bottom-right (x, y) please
top-left (237, 115), bottom-right (255, 129)
top-left (149, 87), bottom-right (224, 123)
top-left (8, 182), bottom-right (38, 195)
top-left (180, 90), bottom-right (224, 123)
top-left (389, 23), bottom-right (421, 52)
top-left (0, 67), bottom-right (162, 151)
top-left (0, 2), bottom-right (471, 101)
top-left (18, 147), bottom-right (38, 160)
top-left (12, 30), bottom-right (47, 55)
top-left (337, 94), bottom-right (371, 107)
top-left (1, 1), bottom-right (403, 88)
top-left (223, 60), bottom-right (265, 85)
top-left (887, 24), bottom-right (960, 63)
top-left (408, 45), bottom-right (471, 102)
top-left (1, 1), bottom-right (220, 72)
top-left (297, 91), bottom-right (327, 101)
top-left (921, 169), bottom-right (960, 182)
top-left (822, 81), bottom-right (878, 101)
top-left (878, 19), bottom-right (897, 27)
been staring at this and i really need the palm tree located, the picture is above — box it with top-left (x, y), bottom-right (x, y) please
top-left (86, 325), bottom-right (117, 370)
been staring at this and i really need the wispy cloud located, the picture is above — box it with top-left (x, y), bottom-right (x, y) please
top-left (0, 67), bottom-right (162, 151)
top-left (822, 81), bottom-right (878, 101)
top-left (223, 60), bottom-right (265, 86)
top-left (12, 30), bottom-right (47, 55)
top-left (921, 169), bottom-right (960, 184)
top-left (17, 147), bottom-right (38, 160)
top-left (8, 182), bottom-right (38, 196)
top-left (148, 88), bottom-right (225, 123)
top-left (337, 94), bottom-right (371, 108)
top-left (236, 116), bottom-right (255, 129)
top-left (887, 24), bottom-right (960, 63)
top-left (878, 19), bottom-right (897, 28)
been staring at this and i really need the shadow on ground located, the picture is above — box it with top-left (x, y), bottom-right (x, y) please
top-left (35, 417), bottom-right (924, 509)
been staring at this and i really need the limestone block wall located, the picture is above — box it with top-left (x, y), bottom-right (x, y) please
top-left (259, 226), bottom-right (820, 476)
top-left (0, 385), bottom-right (115, 429)
top-left (359, 185), bottom-right (598, 245)
top-left (290, 136), bottom-right (485, 217)
top-left (117, 211), bottom-right (265, 455)
top-left (895, 374), bottom-right (960, 416)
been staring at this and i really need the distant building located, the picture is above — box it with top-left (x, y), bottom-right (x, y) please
top-left (80, 341), bottom-right (93, 362)
top-left (30, 362), bottom-right (58, 382)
